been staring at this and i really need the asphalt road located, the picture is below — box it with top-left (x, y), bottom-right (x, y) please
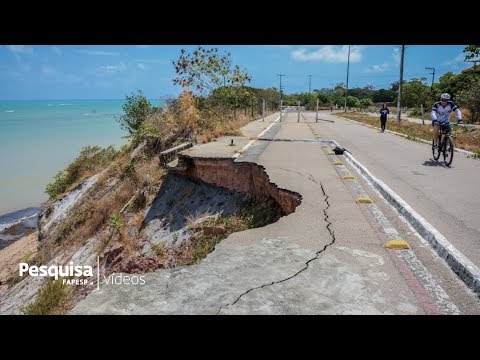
top-left (308, 110), bottom-right (480, 270)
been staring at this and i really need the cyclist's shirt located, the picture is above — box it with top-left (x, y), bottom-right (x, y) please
top-left (431, 101), bottom-right (461, 124)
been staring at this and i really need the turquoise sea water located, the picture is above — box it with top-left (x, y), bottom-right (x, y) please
top-left (0, 100), bottom-right (129, 215)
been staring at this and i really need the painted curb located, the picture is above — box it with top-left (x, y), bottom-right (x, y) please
top-left (385, 240), bottom-right (411, 249)
top-left (325, 138), bottom-right (480, 296)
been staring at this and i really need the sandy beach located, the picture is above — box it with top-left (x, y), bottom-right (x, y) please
top-left (0, 231), bottom-right (38, 294)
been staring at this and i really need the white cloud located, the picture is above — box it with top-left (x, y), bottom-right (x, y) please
top-left (98, 62), bottom-right (127, 74)
top-left (42, 65), bottom-right (56, 76)
top-left (6, 45), bottom-right (34, 61)
top-left (134, 58), bottom-right (167, 64)
top-left (442, 53), bottom-right (465, 66)
top-left (51, 46), bottom-right (62, 56)
top-left (6, 45), bottom-right (34, 56)
top-left (392, 47), bottom-right (400, 65)
top-left (364, 62), bottom-right (389, 73)
top-left (76, 49), bottom-right (120, 56)
top-left (135, 45), bottom-right (151, 48)
top-left (137, 63), bottom-right (146, 70)
top-left (291, 46), bottom-right (363, 63)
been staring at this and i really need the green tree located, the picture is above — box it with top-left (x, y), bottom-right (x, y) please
top-left (457, 77), bottom-right (480, 122)
top-left (229, 65), bottom-right (252, 118)
top-left (360, 98), bottom-right (373, 108)
top-left (463, 45), bottom-right (480, 61)
top-left (316, 93), bottom-right (331, 106)
top-left (172, 46), bottom-right (232, 94)
top-left (172, 46), bottom-right (252, 119)
top-left (349, 85), bottom-right (375, 100)
top-left (372, 89), bottom-right (396, 103)
top-left (346, 96), bottom-right (360, 108)
top-left (437, 72), bottom-right (457, 96)
top-left (390, 81), bottom-right (400, 91)
top-left (401, 78), bottom-right (430, 108)
top-left (116, 90), bottom-right (154, 134)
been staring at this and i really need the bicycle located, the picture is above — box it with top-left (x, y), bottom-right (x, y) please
top-left (432, 123), bottom-right (455, 166)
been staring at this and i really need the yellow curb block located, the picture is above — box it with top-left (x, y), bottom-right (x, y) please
top-left (327, 152), bottom-right (335, 155)
top-left (334, 161), bottom-right (343, 165)
top-left (342, 175), bottom-right (355, 180)
top-left (356, 197), bottom-right (374, 203)
top-left (385, 240), bottom-right (411, 249)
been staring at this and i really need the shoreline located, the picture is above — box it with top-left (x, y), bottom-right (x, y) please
top-left (0, 206), bottom-right (41, 250)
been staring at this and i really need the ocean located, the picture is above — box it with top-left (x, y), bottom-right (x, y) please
top-left (0, 99), bottom-right (130, 220)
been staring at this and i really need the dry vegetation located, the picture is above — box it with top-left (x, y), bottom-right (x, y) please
top-left (155, 197), bottom-right (283, 267)
top-left (25, 90), bottom-right (275, 314)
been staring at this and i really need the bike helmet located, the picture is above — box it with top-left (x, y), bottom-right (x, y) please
top-left (440, 93), bottom-right (450, 100)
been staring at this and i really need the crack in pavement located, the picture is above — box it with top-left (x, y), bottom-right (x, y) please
top-left (280, 168), bottom-right (304, 176)
top-left (215, 175), bottom-right (335, 314)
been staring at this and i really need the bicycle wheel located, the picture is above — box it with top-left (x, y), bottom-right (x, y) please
top-left (432, 138), bottom-right (441, 160)
top-left (443, 136), bottom-right (454, 166)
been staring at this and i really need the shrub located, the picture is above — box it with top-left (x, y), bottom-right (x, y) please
top-left (45, 145), bottom-right (118, 200)
top-left (346, 96), bottom-right (361, 108)
top-left (116, 90), bottom-right (155, 134)
top-left (129, 121), bottom-right (160, 147)
top-left (360, 98), bottom-right (373, 108)
top-left (457, 78), bottom-right (480, 123)
top-left (22, 280), bottom-right (67, 315)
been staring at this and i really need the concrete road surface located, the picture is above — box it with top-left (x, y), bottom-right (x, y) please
top-left (313, 110), bottom-right (480, 269)
top-left (71, 111), bottom-right (480, 314)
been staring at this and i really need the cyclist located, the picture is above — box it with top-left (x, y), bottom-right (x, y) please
top-left (431, 93), bottom-right (463, 148)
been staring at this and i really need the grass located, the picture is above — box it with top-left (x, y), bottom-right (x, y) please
top-left (6, 273), bottom-right (21, 288)
top-left (152, 241), bottom-right (166, 258)
top-left (38, 146), bottom-right (166, 263)
top-left (110, 212), bottom-right (123, 230)
top-left (335, 112), bottom-right (480, 154)
top-left (184, 197), bottom-right (282, 265)
top-left (22, 279), bottom-right (68, 315)
top-left (45, 145), bottom-right (118, 200)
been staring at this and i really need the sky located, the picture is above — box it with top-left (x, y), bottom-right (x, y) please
top-left (0, 45), bottom-right (472, 100)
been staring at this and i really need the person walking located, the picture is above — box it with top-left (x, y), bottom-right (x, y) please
top-left (380, 102), bottom-right (389, 132)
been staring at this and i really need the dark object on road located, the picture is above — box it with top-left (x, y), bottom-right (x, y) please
top-left (333, 146), bottom-right (350, 155)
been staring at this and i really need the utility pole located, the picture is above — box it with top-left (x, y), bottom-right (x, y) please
top-left (298, 101), bottom-right (300, 122)
top-left (396, 45), bottom-right (405, 123)
top-left (316, 98), bottom-right (319, 122)
top-left (278, 74), bottom-right (285, 119)
top-left (262, 99), bottom-right (265, 122)
top-left (344, 45), bottom-right (351, 112)
top-left (425, 66), bottom-right (435, 89)
top-left (308, 75), bottom-right (312, 93)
